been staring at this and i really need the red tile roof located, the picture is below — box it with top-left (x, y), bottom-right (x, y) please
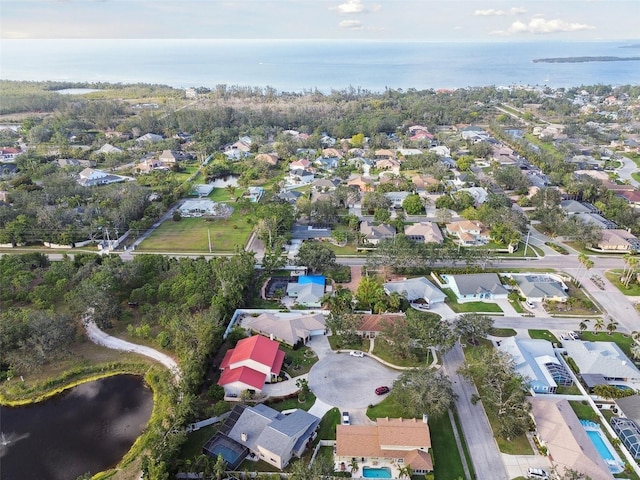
top-left (224, 335), bottom-right (282, 369)
top-left (218, 366), bottom-right (266, 390)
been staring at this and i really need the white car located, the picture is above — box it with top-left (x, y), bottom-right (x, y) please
top-left (527, 467), bottom-right (549, 480)
top-left (349, 350), bottom-right (364, 357)
top-left (342, 412), bottom-right (350, 425)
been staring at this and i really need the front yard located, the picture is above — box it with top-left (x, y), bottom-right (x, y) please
top-left (605, 270), bottom-right (640, 296)
top-left (442, 288), bottom-right (504, 313)
top-left (543, 283), bottom-right (601, 316)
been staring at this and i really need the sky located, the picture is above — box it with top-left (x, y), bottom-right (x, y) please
top-left (1, 0), bottom-right (638, 41)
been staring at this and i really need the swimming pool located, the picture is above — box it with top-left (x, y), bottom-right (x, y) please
top-left (580, 420), bottom-right (624, 474)
top-left (210, 444), bottom-right (243, 463)
top-left (362, 467), bottom-right (392, 478)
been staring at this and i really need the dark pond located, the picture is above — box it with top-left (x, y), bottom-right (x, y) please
top-left (0, 374), bottom-right (153, 480)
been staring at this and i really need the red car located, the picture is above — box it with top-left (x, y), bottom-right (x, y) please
top-left (375, 386), bottom-right (390, 395)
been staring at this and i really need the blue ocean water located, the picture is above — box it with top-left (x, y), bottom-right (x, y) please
top-left (1, 39), bottom-right (638, 92)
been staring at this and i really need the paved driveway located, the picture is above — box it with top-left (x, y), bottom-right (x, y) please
top-left (308, 353), bottom-right (400, 409)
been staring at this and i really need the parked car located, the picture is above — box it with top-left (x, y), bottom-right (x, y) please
top-left (526, 300), bottom-right (535, 308)
top-left (342, 411), bottom-right (350, 425)
top-left (526, 467), bottom-right (549, 480)
top-left (568, 331), bottom-right (580, 340)
top-left (350, 350), bottom-right (364, 357)
top-left (375, 386), bottom-right (390, 395)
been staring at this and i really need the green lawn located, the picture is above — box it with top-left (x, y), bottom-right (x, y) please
top-left (490, 328), bottom-right (517, 337)
top-left (511, 300), bottom-right (526, 314)
top-left (315, 407), bottom-right (341, 441)
top-left (208, 187), bottom-right (233, 202)
top-left (367, 397), bottom-right (468, 480)
top-left (528, 329), bottom-right (559, 344)
top-left (178, 424), bottom-right (218, 460)
top-left (138, 209), bottom-right (253, 253)
top-left (281, 344), bottom-right (318, 376)
top-left (371, 337), bottom-right (432, 367)
top-left (605, 270), bottom-right (640, 296)
top-left (580, 331), bottom-right (635, 359)
top-left (266, 391), bottom-right (316, 412)
top-left (544, 283), bottom-right (601, 316)
top-left (327, 334), bottom-right (367, 351)
top-left (569, 400), bottom-right (599, 422)
top-left (442, 289), bottom-right (503, 313)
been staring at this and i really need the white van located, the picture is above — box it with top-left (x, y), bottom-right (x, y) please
top-left (527, 467), bottom-right (549, 480)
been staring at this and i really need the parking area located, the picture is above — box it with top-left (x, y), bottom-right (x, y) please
top-left (307, 353), bottom-right (400, 409)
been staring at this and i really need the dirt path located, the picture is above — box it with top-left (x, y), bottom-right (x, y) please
top-left (84, 318), bottom-right (181, 382)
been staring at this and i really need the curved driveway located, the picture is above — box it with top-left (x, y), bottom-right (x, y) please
top-left (85, 319), bottom-right (181, 382)
top-left (308, 353), bottom-right (400, 409)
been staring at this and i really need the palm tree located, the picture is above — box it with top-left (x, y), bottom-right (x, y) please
top-left (631, 343), bottom-right (640, 360)
top-left (398, 465), bottom-right (414, 479)
top-left (632, 331), bottom-right (640, 344)
top-left (593, 317), bottom-right (605, 334)
top-left (578, 319), bottom-right (589, 333)
top-left (350, 459), bottom-right (359, 474)
top-left (606, 317), bottom-right (619, 335)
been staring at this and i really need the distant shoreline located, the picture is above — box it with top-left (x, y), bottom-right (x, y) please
top-left (533, 56), bottom-right (640, 64)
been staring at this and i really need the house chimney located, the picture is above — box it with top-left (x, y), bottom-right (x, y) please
top-left (422, 414), bottom-right (429, 424)
top-left (241, 432), bottom-right (248, 442)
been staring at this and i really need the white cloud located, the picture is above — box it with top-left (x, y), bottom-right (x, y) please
top-left (334, 0), bottom-right (365, 14)
top-left (506, 17), bottom-right (596, 34)
top-left (475, 7), bottom-right (526, 16)
top-left (331, 0), bottom-right (380, 15)
top-left (339, 19), bottom-right (363, 29)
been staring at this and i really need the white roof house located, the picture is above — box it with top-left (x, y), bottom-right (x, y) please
top-left (77, 168), bottom-right (128, 187)
top-left (404, 222), bottom-right (443, 244)
top-left (242, 312), bottom-right (327, 347)
top-left (179, 199), bottom-right (219, 216)
top-left (513, 274), bottom-right (569, 303)
top-left (497, 338), bottom-right (572, 394)
top-left (286, 282), bottom-right (326, 308)
top-left (97, 143), bottom-right (123, 154)
top-left (563, 341), bottom-right (640, 383)
top-left (443, 273), bottom-right (509, 303)
top-left (383, 277), bottom-right (446, 306)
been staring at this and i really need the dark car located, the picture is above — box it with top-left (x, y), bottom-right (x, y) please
top-left (375, 386), bottom-right (390, 395)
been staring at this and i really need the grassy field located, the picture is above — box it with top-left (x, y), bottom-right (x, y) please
top-left (178, 424), bottom-right (217, 460)
top-left (371, 337), bottom-right (432, 367)
top-left (490, 328), bottom-right (517, 337)
top-left (138, 209), bottom-right (253, 253)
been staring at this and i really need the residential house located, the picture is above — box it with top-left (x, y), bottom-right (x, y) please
top-left (356, 313), bottom-right (406, 339)
top-left (0, 163), bottom-right (17, 175)
top-left (563, 341), bottom-right (640, 385)
top-left (322, 148), bottom-right (343, 159)
top-left (255, 153), bottom-right (279, 166)
top-left (336, 418), bottom-right (433, 476)
top-left (286, 276), bottom-right (326, 308)
top-left (597, 229), bottom-right (640, 251)
top-left (278, 190), bottom-right (303, 204)
top-left (579, 213), bottom-right (617, 230)
top-left (397, 148), bottom-right (423, 157)
top-left (136, 133), bottom-right (163, 144)
top-left (287, 169), bottom-right (315, 186)
top-left (497, 338), bottom-right (572, 394)
top-left (242, 312), bottom-right (327, 347)
top-left (0, 147), bottom-right (21, 161)
top-left (312, 178), bottom-right (340, 192)
top-left (321, 135), bottom-right (336, 147)
top-left (374, 149), bottom-right (396, 161)
top-left (97, 143), bottom-right (123, 155)
top-left (178, 199), bottom-right (220, 217)
top-left (315, 156), bottom-right (340, 171)
top-left (460, 125), bottom-right (489, 142)
top-left (411, 175), bottom-right (440, 192)
top-left (530, 398), bottom-right (616, 480)
top-left (204, 404), bottom-right (319, 469)
top-left (429, 145), bottom-right (450, 157)
top-left (404, 222), bottom-right (443, 244)
top-left (360, 221), bottom-right (396, 245)
top-left (104, 131), bottom-right (131, 141)
top-left (159, 150), bottom-right (190, 163)
top-left (512, 274), bottom-right (569, 303)
top-left (445, 220), bottom-right (490, 246)
top-left (77, 168), bottom-right (127, 187)
top-left (458, 187), bottom-right (488, 206)
top-left (612, 396), bottom-right (640, 458)
top-left (442, 273), bottom-right (508, 302)
top-left (243, 186), bottom-right (265, 203)
top-left (218, 335), bottom-right (286, 395)
top-left (136, 158), bottom-right (168, 174)
top-left (560, 200), bottom-right (592, 215)
top-left (383, 277), bottom-right (446, 307)
top-left (617, 190), bottom-right (640, 210)
top-left (289, 159), bottom-right (313, 171)
top-left (376, 158), bottom-right (401, 172)
top-left (384, 191), bottom-right (410, 208)
top-left (347, 175), bottom-right (374, 192)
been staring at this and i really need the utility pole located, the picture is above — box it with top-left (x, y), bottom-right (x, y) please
top-left (208, 228), bottom-right (212, 253)
top-left (523, 230), bottom-right (531, 257)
